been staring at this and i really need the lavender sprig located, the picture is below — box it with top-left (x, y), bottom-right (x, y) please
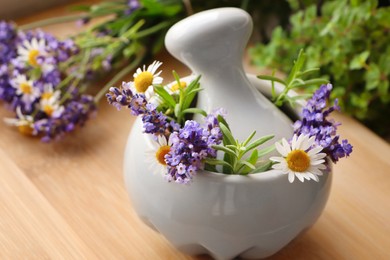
top-left (107, 81), bottom-right (179, 138)
top-left (293, 83), bottom-right (353, 163)
top-left (165, 113), bottom-right (223, 184)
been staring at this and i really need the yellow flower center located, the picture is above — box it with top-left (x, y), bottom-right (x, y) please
top-left (155, 145), bottom-right (170, 165)
top-left (286, 150), bottom-right (310, 172)
top-left (28, 49), bottom-right (40, 67)
top-left (18, 124), bottom-right (33, 136)
top-left (20, 83), bottom-right (33, 94)
top-left (41, 92), bottom-right (53, 100)
top-left (171, 81), bottom-right (187, 91)
top-left (43, 105), bottom-right (54, 116)
top-left (134, 71), bottom-right (153, 93)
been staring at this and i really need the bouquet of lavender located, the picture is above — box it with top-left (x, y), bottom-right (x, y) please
top-left (0, 0), bottom-right (187, 141)
top-left (107, 51), bottom-right (353, 184)
top-left (1, 0), bottom-right (294, 142)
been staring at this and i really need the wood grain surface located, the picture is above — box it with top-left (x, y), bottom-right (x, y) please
top-left (1, 2), bottom-right (389, 259)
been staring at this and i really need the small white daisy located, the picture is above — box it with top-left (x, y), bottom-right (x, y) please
top-left (4, 107), bottom-right (36, 136)
top-left (164, 80), bottom-right (187, 95)
top-left (132, 60), bottom-right (163, 100)
top-left (270, 134), bottom-right (327, 183)
top-left (11, 74), bottom-right (41, 106)
top-left (39, 96), bottom-right (64, 118)
top-left (41, 83), bottom-right (61, 101)
top-left (17, 37), bottom-right (46, 68)
top-left (146, 135), bottom-right (172, 175)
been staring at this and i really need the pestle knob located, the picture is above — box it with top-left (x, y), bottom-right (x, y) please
top-left (165, 8), bottom-right (293, 143)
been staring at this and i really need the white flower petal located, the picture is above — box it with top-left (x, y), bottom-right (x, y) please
top-left (301, 135), bottom-right (315, 151)
top-left (282, 138), bottom-right (291, 153)
top-left (270, 156), bottom-right (284, 162)
top-left (296, 173), bottom-right (305, 182)
top-left (310, 167), bottom-right (324, 176)
top-left (317, 164), bottom-right (327, 170)
top-left (275, 141), bottom-right (288, 157)
top-left (288, 172), bottom-right (295, 183)
top-left (291, 134), bottom-right (298, 150)
top-left (157, 135), bottom-right (167, 146)
top-left (306, 172), bottom-right (319, 182)
top-left (308, 146), bottom-right (323, 156)
top-left (311, 159), bottom-right (325, 165)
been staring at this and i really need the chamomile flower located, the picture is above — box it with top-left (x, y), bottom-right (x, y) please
top-left (4, 107), bottom-right (36, 136)
top-left (146, 135), bottom-right (172, 175)
top-left (132, 60), bottom-right (163, 101)
top-left (41, 83), bottom-right (61, 101)
top-left (165, 80), bottom-right (187, 95)
top-left (17, 37), bottom-right (47, 68)
top-left (270, 134), bottom-right (327, 183)
top-left (11, 74), bottom-right (40, 106)
top-left (40, 96), bottom-right (64, 118)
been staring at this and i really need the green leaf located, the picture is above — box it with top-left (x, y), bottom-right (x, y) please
top-left (223, 153), bottom-right (234, 174)
top-left (349, 51), bottom-right (370, 70)
top-left (286, 49), bottom-right (306, 85)
top-left (219, 123), bottom-right (236, 146)
top-left (204, 158), bottom-right (233, 169)
top-left (238, 161), bottom-right (256, 173)
top-left (217, 115), bottom-right (231, 131)
top-left (211, 145), bottom-right (237, 157)
top-left (181, 75), bottom-right (201, 109)
top-left (257, 145), bottom-right (276, 158)
top-left (239, 149), bottom-right (259, 175)
top-left (291, 78), bottom-right (329, 88)
top-left (154, 85), bottom-right (176, 108)
top-left (184, 75), bottom-right (201, 93)
top-left (257, 75), bottom-right (286, 86)
top-left (297, 67), bottom-right (320, 77)
top-left (365, 63), bottom-right (380, 91)
top-left (244, 135), bottom-right (274, 154)
top-left (242, 131), bottom-right (256, 147)
top-left (251, 161), bottom-right (273, 173)
top-left (186, 87), bottom-right (203, 96)
top-left (174, 103), bottom-right (180, 118)
top-left (181, 108), bottom-right (207, 117)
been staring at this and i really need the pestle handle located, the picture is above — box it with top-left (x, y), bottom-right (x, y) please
top-left (165, 8), bottom-right (294, 143)
top-left (165, 7), bottom-right (252, 74)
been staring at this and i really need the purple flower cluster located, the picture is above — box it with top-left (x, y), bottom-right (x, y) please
top-left (0, 21), bottom-right (19, 102)
top-left (0, 21), bottom-right (18, 64)
top-left (107, 82), bottom-right (179, 137)
top-left (107, 81), bottom-right (224, 184)
top-left (165, 113), bottom-right (223, 184)
top-left (1, 24), bottom-right (78, 110)
top-left (0, 21), bottom-right (99, 141)
top-left (293, 83), bottom-right (353, 163)
top-left (34, 94), bottom-right (96, 142)
top-left (14, 29), bottom-right (78, 83)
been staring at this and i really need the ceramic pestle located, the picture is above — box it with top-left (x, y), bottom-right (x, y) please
top-left (165, 8), bottom-right (293, 143)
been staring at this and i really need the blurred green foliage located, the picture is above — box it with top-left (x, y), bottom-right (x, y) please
top-left (249, 0), bottom-right (390, 139)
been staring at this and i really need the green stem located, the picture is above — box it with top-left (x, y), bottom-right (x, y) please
top-left (20, 13), bottom-right (87, 30)
top-left (94, 48), bottom-right (146, 103)
top-left (133, 21), bottom-right (172, 39)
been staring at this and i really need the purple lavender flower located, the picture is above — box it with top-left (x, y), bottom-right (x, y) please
top-left (165, 113), bottom-right (222, 184)
top-left (34, 94), bottom-right (96, 142)
top-left (124, 0), bottom-right (141, 15)
top-left (0, 21), bottom-right (18, 64)
top-left (294, 83), bottom-right (353, 163)
top-left (107, 81), bottom-right (179, 137)
top-left (0, 21), bottom-right (19, 102)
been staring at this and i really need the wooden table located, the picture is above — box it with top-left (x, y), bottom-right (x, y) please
top-left (1, 3), bottom-right (390, 259)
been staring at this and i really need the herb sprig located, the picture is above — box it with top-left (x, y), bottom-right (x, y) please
top-left (205, 116), bottom-right (275, 175)
top-left (257, 49), bottom-right (328, 107)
